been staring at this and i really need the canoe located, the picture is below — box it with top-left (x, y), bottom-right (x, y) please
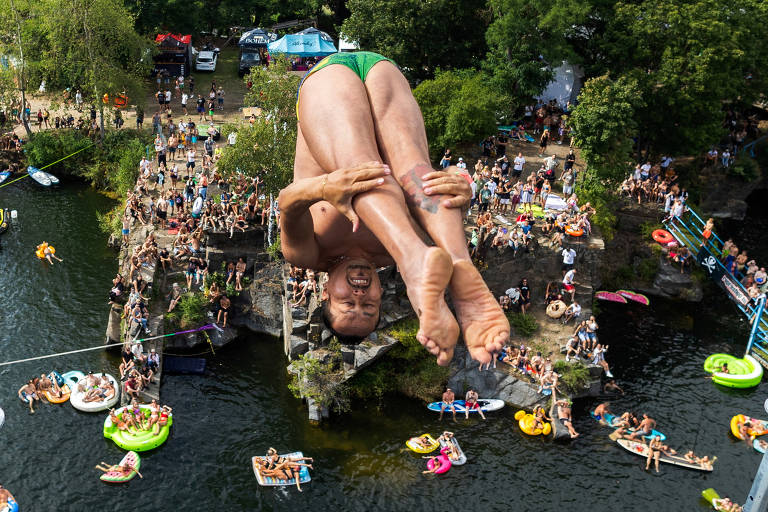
top-left (43, 172), bottom-right (59, 185)
top-left (595, 291), bottom-right (627, 303)
top-left (27, 166), bottom-right (51, 186)
top-left (515, 410), bottom-right (551, 436)
top-left (1, 493), bottom-right (18, 512)
top-left (704, 354), bottom-right (763, 389)
top-left (45, 371), bottom-right (71, 404)
top-left (590, 411), bottom-right (667, 441)
top-left (406, 434), bottom-right (439, 454)
top-left (70, 373), bottom-right (119, 412)
top-left (252, 451), bottom-right (311, 487)
top-left (426, 399), bottom-right (504, 414)
top-left (100, 451), bottom-right (141, 483)
top-left (616, 439), bottom-right (713, 471)
top-left (438, 436), bottom-right (467, 465)
top-left (616, 290), bottom-right (650, 306)
top-left (0, 171), bottom-right (10, 185)
top-left (730, 414), bottom-right (768, 440)
top-left (103, 405), bottom-right (173, 452)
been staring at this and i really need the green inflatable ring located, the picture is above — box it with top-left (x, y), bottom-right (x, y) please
top-left (703, 353), bottom-right (763, 389)
top-left (103, 404), bottom-right (173, 451)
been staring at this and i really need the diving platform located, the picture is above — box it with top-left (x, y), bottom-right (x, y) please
top-left (664, 207), bottom-right (768, 367)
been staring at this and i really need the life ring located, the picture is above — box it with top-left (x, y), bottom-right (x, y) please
top-left (546, 300), bottom-right (567, 319)
top-left (426, 446), bottom-right (452, 474)
top-left (652, 229), bottom-right (674, 244)
top-left (114, 94), bottom-right (128, 107)
top-left (565, 224), bottom-right (583, 237)
top-left (35, 243), bottom-right (54, 259)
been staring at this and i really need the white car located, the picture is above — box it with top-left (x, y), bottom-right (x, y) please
top-left (196, 50), bottom-right (217, 72)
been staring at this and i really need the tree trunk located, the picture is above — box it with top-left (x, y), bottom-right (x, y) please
top-left (9, 0), bottom-right (32, 140)
top-left (99, 102), bottom-right (105, 141)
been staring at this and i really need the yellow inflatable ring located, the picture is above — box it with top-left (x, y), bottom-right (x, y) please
top-left (731, 414), bottom-right (768, 440)
top-left (36, 244), bottom-right (54, 259)
top-left (515, 410), bottom-right (551, 436)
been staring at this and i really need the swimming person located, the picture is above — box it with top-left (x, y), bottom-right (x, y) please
top-left (18, 380), bottom-right (38, 413)
top-left (279, 51), bottom-right (509, 366)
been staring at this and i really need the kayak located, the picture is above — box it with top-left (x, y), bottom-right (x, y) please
top-left (730, 414), bottom-right (768, 440)
top-left (45, 371), bottom-right (71, 404)
top-left (103, 405), bottom-right (173, 451)
top-left (406, 434), bottom-right (439, 454)
top-left (515, 410), bottom-right (551, 436)
top-left (616, 290), bottom-right (650, 306)
top-left (438, 436), bottom-right (467, 465)
top-left (704, 354), bottom-right (763, 388)
top-left (70, 373), bottom-right (119, 412)
top-left (1, 492), bottom-right (18, 512)
top-left (100, 451), bottom-right (141, 483)
top-left (252, 451), bottom-right (311, 487)
top-left (590, 411), bottom-right (667, 441)
top-left (616, 439), bottom-right (714, 471)
top-left (27, 166), bottom-right (51, 186)
top-left (426, 399), bottom-right (505, 414)
top-left (0, 170), bottom-right (10, 185)
top-left (595, 291), bottom-right (627, 303)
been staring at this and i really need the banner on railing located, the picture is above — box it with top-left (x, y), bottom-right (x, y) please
top-left (721, 274), bottom-right (751, 306)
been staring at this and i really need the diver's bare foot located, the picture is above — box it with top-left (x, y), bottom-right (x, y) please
top-left (449, 260), bottom-right (510, 365)
top-left (407, 247), bottom-right (460, 366)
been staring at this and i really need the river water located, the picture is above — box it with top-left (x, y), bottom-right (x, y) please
top-left (0, 182), bottom-right (766, 511)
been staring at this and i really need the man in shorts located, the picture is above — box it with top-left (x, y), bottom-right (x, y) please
top-left (186, 147), bottom-right (196, 173)
top-left (279, 51), bottom-right (508, 366)
top-left (464, 388), bottom-right (486, 420)
top-left (440, 388), bottom-right (456, 421)
top-left (562, 268), bottom-right (576, 302)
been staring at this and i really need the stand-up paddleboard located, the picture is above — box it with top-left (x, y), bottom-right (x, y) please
top-left (43, 171), bottom-right (60, 185)
top-left (0, 170), bottom-right (10, 185)
top-left (27, 166), bottom-right (51, 186)
top-left (0, 407), bottom-right (4, 429)
top-left (617, 439), bottom-right (714, 471)
top-left (595, 291), bottom-right (627, 303)
top-left (427, 399), bottom-right (504, 414)
top-left (616, 290), bottom-right (650, 306)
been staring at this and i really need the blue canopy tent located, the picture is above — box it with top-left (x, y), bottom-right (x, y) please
top-left (268, 33), bottom-right (337, 57)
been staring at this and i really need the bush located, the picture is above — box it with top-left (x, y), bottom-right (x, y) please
top-left (288, 342), bottom-right (350, 413)
top-left (177, 293), bottom-right (208, 327)
top-left (636, 257), bottom-right (659, 282)
top-left (96, 204), bottom-right (123, 238)
top-left (729, 156), bottom-right (761, 182)
top-left (553, 360), bottom-right (591, 394)
top-left (506, 313), bottom-right (539, 337)
top-left (639, 221), bottom-right (662, 239)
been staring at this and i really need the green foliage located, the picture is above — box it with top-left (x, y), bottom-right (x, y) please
top-left (216, 56), bottom-right (299, 195)
top-left (288, 347), bottom-right (350, 413)
top-left (553, 360), bottom-right (591, 394)
top-left (342, 0), bottom-right (488, 82)
top-left (178, 292), bottom-right (208, 325)
top-left (570, 75), bottom-right (644, 184)
top-left (636, 257), bottom-right (659, 283)
top-left (728, 156), bottom-right (761, 182)
top-left (414, 70), bottom-right (506, 159)
top-left (639, 221), bottom-right (662, 240)
top-left (506, 312), bottom-right (538, 337)
top-left (346, 317), bottom-right (450, 403)
top-left (96, 204), bottom-right (123, 238)
top-left (266, 233), bottom-right (282, 261)
top-left (574, 175), bottom-right (617, 241)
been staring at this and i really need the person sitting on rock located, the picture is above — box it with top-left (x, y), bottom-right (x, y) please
top-left (556, 399), bottom-right (580, 438)
top-left (562, 301), bottom-right (581, 325)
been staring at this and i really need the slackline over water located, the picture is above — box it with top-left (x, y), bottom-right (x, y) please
top-left (0, 143), bottom-right (96, 190)
top-left (0, 324), bottom-right (222, 367)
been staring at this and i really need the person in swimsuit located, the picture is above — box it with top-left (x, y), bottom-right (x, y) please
top-left (158, 405), bottom-right (173, 429)
top-left (532, 405), bottom-right (550, 432)
top-left (556, 399), bottom-right (580, 438)
top-left (646, 435), bottom-right (664, 472)
top-left (281, 50), bottom-right (508, 365)
top-left (628, 413), bottom-right (657, 441)
top-left (43, 244), bottom-right (63, 265)
top-left (593, 402), bottom-right (612, 422)
top-left (109, 408), bottom-right (133, 432)
top-left (464, 388), bottom-right (485, 420)
top-left (439, 388), bottom-right (456, 421)
top-left (235, 257), bottom-right (247, 291)
top-left (18, 380), bottom-right (38, 413)
top-left (217, 294), bottom-right (231, 328)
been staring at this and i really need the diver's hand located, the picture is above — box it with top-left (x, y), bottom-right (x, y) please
top-left (322, 162), bottom-right (390, 232)
top-left (421, 170), bottom-right (471, 209)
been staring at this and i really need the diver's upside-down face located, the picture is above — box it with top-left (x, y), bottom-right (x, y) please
top-left (322, 259), bottom-right (383, 338)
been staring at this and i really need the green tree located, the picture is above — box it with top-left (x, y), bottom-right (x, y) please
top-left (38, 0), bottom-right (153, 138)
top-left (342, 0), bottom-right (488, 82)
top-left (569, 74), bottom-right (644, 183)
top-left (414, 70), bottom-right (504, 158)
top-left (216, 56), bottom-right (299, 194)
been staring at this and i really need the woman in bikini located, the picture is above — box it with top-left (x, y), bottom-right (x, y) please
top-left (646, 435), bottom-right (663, 472)
top-left (146, 399), bottom-right (161, 432)
top-left (130, 399), bottom-right (146, 430)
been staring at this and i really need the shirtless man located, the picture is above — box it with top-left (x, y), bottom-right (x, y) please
top-left (279, 51), bottom-right (509, 366)
top-left (0, 485), bottom-right (12, 505)
top-left (439, 388), bottom-right (456, 421)
top-left (18, 380), bottom-right (38, 413)
top-left (628, 413), bottom-right (657, 441)
top-left (593, 402), bottom-right (612, 423)
top-left (739, 420), bottom-right (754, 447)
top-left (464, 388), bottom-right (485, 420)
top-left (556, 399), bottom-right (580, 438)
top-left (37, 373), bottom-right (53, 399)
